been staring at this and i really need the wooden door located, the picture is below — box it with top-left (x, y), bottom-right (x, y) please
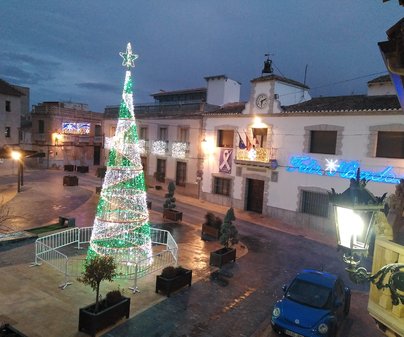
top-left (246, 178), bottom-right (264, 213)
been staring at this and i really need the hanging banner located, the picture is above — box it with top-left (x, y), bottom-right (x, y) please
top-left (219, 149), bottom-right (233, 174)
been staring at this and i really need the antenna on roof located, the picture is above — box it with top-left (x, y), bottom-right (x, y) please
top-left (303, 64), bottom-right (308, 86)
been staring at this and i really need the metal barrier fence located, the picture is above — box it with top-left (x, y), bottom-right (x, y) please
top-left (32, 227), bottom-right (178, 290)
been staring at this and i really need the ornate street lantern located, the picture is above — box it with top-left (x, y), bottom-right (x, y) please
top-left (329, 169), bottom-right (404, 306)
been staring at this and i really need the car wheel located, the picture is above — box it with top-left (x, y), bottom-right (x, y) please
top-left (344, 290), bottom-right (351, 315)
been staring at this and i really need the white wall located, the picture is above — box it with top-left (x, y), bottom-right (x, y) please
top-left (0, 94), bottom-right (21, 147)
top-left (367, 82), bottom-right (396, 96)
top-left (274, 82), bottom-right (311, 108)
top-left (202, 112), bottom-right (404, 214)
top-left (206, 76), bottom-right (240, 106)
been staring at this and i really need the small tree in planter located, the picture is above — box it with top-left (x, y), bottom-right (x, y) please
top-left (220, 207), bottom-right (239, 248)
top-left (78, 255), bottom-right (131, 336)
top-left (210, 207), bottom-right (238, 268)
top-left (163, 181), bottom-right (183, 221)
top-left (201, 212), bottom-right (222, 240)
top-left (78, 255), bottom-right (117, 313)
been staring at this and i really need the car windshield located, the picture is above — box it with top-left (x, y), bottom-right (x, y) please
top-left (286, 279), bottom-right (332, 309)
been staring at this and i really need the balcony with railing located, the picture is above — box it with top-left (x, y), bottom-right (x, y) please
top-left (171, 141), bottom-right (190, 159)
top-left (32, 133), bottom-right (47, 144)
top-left (234, 147), bottom-right (278, 169)
top-left (152, 140), bottom-right (169, 156)
top-left (138, 139), bottom-right (150, 155)
top-left (368, 238), bottom-right (404, 337)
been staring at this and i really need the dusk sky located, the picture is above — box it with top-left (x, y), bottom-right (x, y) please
top-left (1, 1), bottom-right (403, 112)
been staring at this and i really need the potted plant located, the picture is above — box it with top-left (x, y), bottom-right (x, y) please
top-left (163, 181), bottom-right (183, 222)
top-left (77, 255), bottom-right (130, 337)
top-left (155, 265), bottom-right (192, 297)
top-left (201, 212), bottom-right (222, 240)
top-left (63, 175), bottom-right (78, 186)
top-left (209, 207), bottom-right (239, 268)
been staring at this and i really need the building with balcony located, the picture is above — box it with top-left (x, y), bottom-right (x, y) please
top-left (201, 75), bottom-right (403, 236)
top-left (104, 75), bottom-right (240, 198)
top-left (30, 101), bottom-right (104, 169)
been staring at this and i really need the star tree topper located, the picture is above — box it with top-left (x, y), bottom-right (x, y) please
top-left (119, 42), bottom-right (138, 68)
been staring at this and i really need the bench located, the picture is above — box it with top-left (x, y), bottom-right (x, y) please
top-left (59, 216), bottom-right (76, 228)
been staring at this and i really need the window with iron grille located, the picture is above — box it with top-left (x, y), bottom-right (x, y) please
top-left (5, 127), bottom-right (10, 138)
top-left (376, 131), bottom-right (404, 158)
top-left (301, 190), bottom-right (329, 218)
top-left (310, 131), bottom-right (337, 154)
top-left (5, 101), bottom-right (10, 112)
top-left (213, 177), bottom-right (231, 196)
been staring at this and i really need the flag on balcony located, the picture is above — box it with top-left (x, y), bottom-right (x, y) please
top-left (237, 131), bottom-right (246, 149)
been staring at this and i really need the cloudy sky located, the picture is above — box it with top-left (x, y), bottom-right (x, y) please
top-left (1, 1), bottom-right (402, 112)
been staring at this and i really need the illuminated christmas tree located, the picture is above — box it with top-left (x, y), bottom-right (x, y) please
top-left (88, 43), bottom-right (152, 272)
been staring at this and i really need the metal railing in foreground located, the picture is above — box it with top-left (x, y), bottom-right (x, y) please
top-left (32, 227), bottom-right (178, 291)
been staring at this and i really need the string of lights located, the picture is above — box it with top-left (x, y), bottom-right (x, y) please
top-left (88, 43), bottom-right (153, 273)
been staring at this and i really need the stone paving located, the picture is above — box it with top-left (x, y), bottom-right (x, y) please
top-left (0, 168), bottom-right (385, 337)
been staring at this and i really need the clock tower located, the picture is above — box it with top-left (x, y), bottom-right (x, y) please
top-left (243, 56), bottom-right (311, 115)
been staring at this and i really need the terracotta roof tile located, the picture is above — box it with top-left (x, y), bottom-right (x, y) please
top-left (0, 79), bottom-right (24, 96)
top-left (283, 95), bottom-right (401, 113)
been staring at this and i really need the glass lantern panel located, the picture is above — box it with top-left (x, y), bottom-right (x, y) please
top-left (335, 207), bottom-right (371, 250)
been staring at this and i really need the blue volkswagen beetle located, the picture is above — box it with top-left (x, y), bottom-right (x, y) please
top-left (271, 269), bottom-right (351, 337)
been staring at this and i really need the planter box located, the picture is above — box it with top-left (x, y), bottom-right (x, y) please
top-left (63, 175), bottom-right (78, 186)
top-left (76, 165), bottom-right (89, 173)
top-left (96, 167), bottom-right (107, 178)
top-left (209, 247), bottom-right (236, 268)
top-left (201, 223), bottom-right (220, 239)
top-left (78, 297), bottom-right (130, 337)
top-left (0, 324), bottom-right (28, 337)
top-left (163, 208), bottom-right (183, 222)
top-left (64, 164), bottom-right (75, 172)
top-left (156, 268), bottom-right (192, 297)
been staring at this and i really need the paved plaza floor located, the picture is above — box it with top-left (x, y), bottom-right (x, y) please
top-left (0, 168), bottom-right (384, 337)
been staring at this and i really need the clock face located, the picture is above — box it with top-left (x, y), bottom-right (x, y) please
top-left (256, 94), bottom-right (268, 109)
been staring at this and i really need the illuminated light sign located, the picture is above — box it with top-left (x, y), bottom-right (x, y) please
top-left (62, 122), bottom-right (90, 135)
top-left (287, 155), bottom-right (402, 184)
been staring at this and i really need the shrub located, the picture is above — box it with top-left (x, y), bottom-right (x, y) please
top-left (204, 212), bottom-right (222, 229)
top-left (161, 266), bottom-right (187, 278)
top-left (163, 181), bottom-right (176, 209)
top-left (220, 207), bottom-right (239, 248)
top-left (161, 266), bottom-right (177, 279)
top-left (106, 288), bottom-right (123, 306)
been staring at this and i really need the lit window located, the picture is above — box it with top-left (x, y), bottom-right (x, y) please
top-left (217, 130), bottom-right (234, 148)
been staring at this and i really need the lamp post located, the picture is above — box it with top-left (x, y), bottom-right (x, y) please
top-left (10, 150), bottom-right (23, 193)
top-left (329, 168), bottom-right (404, 306)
